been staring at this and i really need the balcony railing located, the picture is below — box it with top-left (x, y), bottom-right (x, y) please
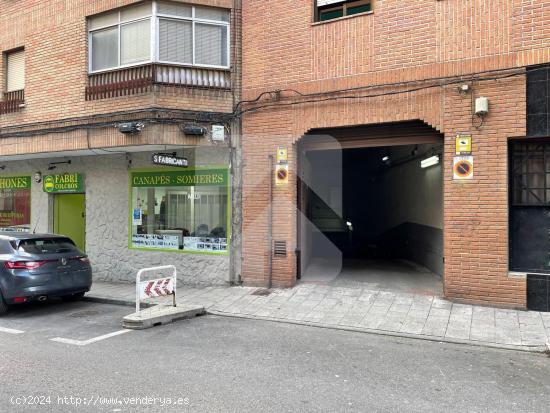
top-left (85, 64), bottom-right (231, 101)
top-left (0, 90), bottom-right (25, 115)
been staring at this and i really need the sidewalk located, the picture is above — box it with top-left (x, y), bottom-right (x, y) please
top-left (87, 281), bottom-right (550, 353)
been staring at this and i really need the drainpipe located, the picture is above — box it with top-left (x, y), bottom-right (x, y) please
top-left (268, 154), bottom-right (274, 289)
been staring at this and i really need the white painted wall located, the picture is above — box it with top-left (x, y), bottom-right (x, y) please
top-left (2, 148), bottom-right (231, 285)
top-left (378, 158), bottom-right (443, 234)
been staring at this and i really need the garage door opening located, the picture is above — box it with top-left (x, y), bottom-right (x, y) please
top-left (298, 129), bottom-right (444, 296)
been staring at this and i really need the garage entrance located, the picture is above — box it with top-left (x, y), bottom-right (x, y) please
top-left (297, 121), bottom-right (444, 295)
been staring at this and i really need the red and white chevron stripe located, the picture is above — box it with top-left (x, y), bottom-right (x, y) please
top-left (139, 277), bottom-right (174, 300)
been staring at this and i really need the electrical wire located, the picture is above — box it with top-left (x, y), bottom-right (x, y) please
top-left (232, 65), bottom-right (539, 118)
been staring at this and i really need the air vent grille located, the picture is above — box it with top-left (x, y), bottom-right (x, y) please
top-left (273, 240), bottom-right (287, 257)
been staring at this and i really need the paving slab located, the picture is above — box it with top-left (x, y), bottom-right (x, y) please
top-left (87, 281), bottom-right (550, 353)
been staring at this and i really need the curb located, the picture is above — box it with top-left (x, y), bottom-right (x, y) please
top-left (83, 294), bottom-right (155, 308)
top-left (85, 293), bottom-right (548, 354)
top-left (207, 309), bottom-right (549, 354)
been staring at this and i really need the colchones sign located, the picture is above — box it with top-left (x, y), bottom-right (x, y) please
top-left (43, 173), bottom-right (84, 193)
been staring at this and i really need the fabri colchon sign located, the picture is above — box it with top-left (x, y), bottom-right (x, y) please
top-left (43, 173), bottom-right (84, 193)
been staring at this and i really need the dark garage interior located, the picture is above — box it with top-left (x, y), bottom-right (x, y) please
top-left (299, 142), bottom-right (444, 295)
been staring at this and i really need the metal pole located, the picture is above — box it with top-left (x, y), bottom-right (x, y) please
top-left (268, 154), bottom-right (273, 289)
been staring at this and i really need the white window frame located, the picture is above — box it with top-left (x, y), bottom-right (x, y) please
top-left (88, 1), bottom-right (230, 74)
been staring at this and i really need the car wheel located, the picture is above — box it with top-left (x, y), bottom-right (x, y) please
top-left (61, 292), bottom-right (85, 302)
top-left (0, 292), bottom-right (8, 316)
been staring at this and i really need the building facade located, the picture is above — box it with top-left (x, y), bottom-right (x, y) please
top-left (240, 0), bottom-right (550, 309)
top-left (0, 0), bottom-right (242, 285)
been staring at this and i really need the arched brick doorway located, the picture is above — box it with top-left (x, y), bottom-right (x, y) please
top-left (297, 120), bottom-right (444, 295)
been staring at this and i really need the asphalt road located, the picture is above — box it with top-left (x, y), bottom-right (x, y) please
top-left (0, 300), bottom-right (549, 412)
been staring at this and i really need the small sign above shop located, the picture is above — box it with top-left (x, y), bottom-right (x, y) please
top-left (131, 169), bottom-right (228, 188)
top-left (151, 153), bottom-right (188, 168)
top-left (43, 173), bottom-right (84, 193)
top-left (212, 125), bottom-right (225, 141)
top-left (0, 176), bottom-right (31, 190)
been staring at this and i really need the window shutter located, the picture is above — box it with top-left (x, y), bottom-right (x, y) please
top-left (120, 19), bottom-right (151, 65)
top-left (157, 1), bottom-right (192, 17)
top-left (91, 28), bottom-right (118, 71)
top-left (6, 50), bottom-right (25, 92)
top-left (195, 24), bottom-right (227, 67)
top-left (195, 6), bottom-right (230, 22)
top-left (159, 19), bottom-right (192, 64)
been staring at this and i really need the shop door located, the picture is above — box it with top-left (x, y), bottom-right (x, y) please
top-left (54, 194), bottom-right (86, 252)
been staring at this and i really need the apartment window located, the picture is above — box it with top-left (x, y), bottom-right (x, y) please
top-left (5, 49), bottom-right (25, 92)
top-left (88, 1), bottom-right (230, 73)
top-left (315, 0), bottom-right (371, 22)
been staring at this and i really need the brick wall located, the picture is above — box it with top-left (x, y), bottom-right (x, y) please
top-left (241, 0), bottom-right (550, 307)
top-left (0, 0), bottom-right (234, 137)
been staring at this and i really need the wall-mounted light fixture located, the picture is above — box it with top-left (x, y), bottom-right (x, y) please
top-left (48, 160), bottom-right (71, 171)
top-left (458, 84), bottom-right (470, 95)
top-left (420, 155), bottom-right (440, 169)
top-left (473, 96), bottom-right (489, 129)
top-left (117, 122), bottom-right (145, 134)
top-left (181, 124), bottom-right (206, 136)
top-left (33, 172), bottom-right (42, 183)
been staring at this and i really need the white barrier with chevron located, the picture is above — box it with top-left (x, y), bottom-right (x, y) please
top-left (135, 265), bottom-right (177, 313)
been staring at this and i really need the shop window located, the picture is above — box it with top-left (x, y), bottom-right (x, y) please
top-left (130, 168), bottom-right (229, 254)
top-left (315, 0), bottom-right (371, 22)
top-left (0, 176), bottom-right (31, 232)
top-left (88, 1), bottom-right (230, 73)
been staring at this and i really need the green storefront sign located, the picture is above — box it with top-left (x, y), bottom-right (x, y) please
top-left (0, 176), bottom-right (31, 190)
top-left (43, 173), bottom-right (84, 193)
top-left (131, 169), bottom-right (228, 187)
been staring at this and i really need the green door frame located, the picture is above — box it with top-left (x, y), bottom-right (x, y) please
top-left (53, 193), bottom-right (86, 252)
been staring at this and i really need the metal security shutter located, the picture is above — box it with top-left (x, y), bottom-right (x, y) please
top-left (6, 50), bottom-right (25, 92)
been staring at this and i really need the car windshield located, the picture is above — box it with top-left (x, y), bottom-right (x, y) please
top-left (13, 238), bottom-right (79, 255)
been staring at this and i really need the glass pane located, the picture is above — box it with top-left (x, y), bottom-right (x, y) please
top-left (130, 171), bottom-right (228, 253)
top-left (320, 9), bottom-right (344, 21)
top-left (17, 238), bottom-right (79, 255)
top-left (528, 190), bottom-right (545, 204)
top-left (0, 188), bottom-right (31, 232)
top-left (347, 4), bottom-right (371, 15)
top-left (120, 19), bottom-right (151, 65)
top-left (91, 27), bottom-right (118, 71)
top-left (195, 23), bottom-right (228, 67)
top-left (195, 6), bottom-right (230, 22)
top-left (527, 174), bottom-right (545, 188)
top-left (158, 1), bottom-right (192, 17)
top-left (120, 2), bottom-right (152, 22)
top-left (89, 10), bottom-right (118, 30)
top-left (529, 157), bottom-right (545, 173)
top-left (159, 19), bottom-right (192, 64)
